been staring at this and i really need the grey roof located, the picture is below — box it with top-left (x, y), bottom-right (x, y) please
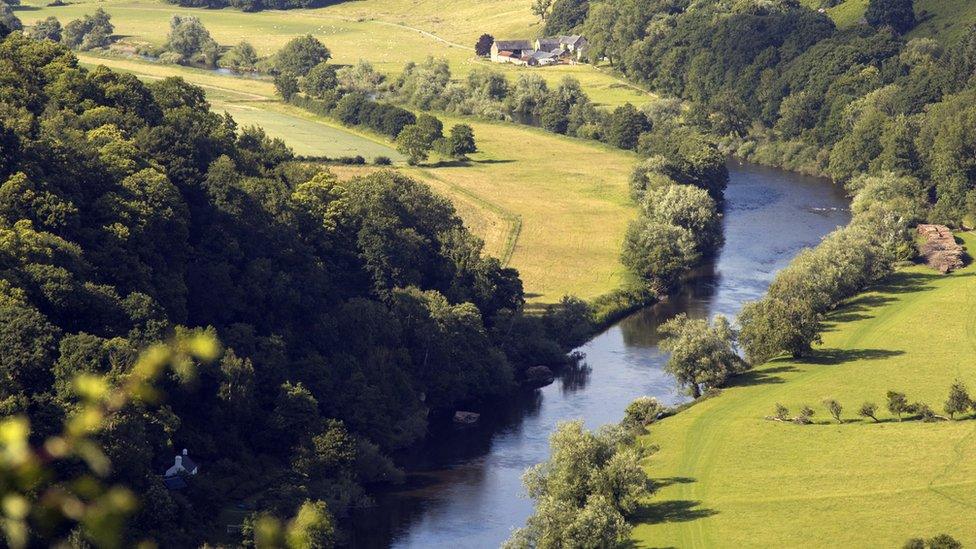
top-left (559, 35), bottom-right (585, 46)
top-left (536, 38), bottom-right (561, 51)
top-left (494, 40), bottom-right (533, 51)
top-left (181, 455), bottom-right (199, 473)
top-left (163, 475), bottom-right (188, 490)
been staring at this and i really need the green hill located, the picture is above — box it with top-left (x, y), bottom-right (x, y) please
top-left (635, 232), bottom-right (976, 547)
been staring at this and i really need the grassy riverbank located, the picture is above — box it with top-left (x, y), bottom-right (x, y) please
top-left (634, 232), bottom-right (976, 547)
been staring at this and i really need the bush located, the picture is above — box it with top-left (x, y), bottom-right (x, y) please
top-left (858, 402), bottom-right (879, 422)
top-left (373, 156), bottom-right (392, 166)
top-left (822, 398), bottom-right (843, 423)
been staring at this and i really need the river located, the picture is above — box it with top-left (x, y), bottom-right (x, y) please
top-left (349, 160), bottom-right (851, 548)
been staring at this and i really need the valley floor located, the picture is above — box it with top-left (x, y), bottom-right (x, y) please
top-left (635, 232), bottom-right (976, 547)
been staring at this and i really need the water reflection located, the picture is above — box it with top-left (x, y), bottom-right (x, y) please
top-left (349, 160), bottom-right (851, 548)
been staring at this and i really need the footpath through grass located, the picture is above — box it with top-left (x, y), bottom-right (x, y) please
top-left (635, 232), bottom-right (976, 547)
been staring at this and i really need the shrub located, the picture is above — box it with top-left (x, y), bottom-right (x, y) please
top-left (774, 403), bottom-right (790, 420)
top-left (373, 156), bottom-right (392, 166)
top-left (887, 390), bottom-right (909, 421)
top-left (796, 405), bottom-right (815, 425)
top-left (944, 380), bottom-right (971, 419)
top-left (822, 398), bottom-right (843, 423)
top-left (858, 402), bottom-right (879, 422)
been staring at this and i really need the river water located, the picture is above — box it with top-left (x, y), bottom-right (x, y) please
top-left (349, 160), bottom-right (851, 548)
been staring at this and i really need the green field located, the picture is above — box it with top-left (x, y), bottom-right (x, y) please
top-left (15, 0), bottom-right (651, 108)
top-left (634, 232), bottom-right (976, 547)
top-left (800, 0), bottom-right (976, 44)
top-left (73, 51), bottom-right (639, 304)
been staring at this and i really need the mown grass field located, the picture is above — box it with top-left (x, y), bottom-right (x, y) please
top-left (73, 53), bottom-right (639, 303)
top-left (16, 0), bottom-right (650, 108)
top-left (634, 232), bottom-right (976, 547)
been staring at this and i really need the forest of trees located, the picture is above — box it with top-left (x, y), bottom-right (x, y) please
top-left (573, 0), bottom-right (976, 226)
top-left (0, 33), bottom-right (580, 546)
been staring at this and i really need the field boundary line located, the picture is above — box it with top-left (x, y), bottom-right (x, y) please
top-left (415, 168), bottom-right (522, 266)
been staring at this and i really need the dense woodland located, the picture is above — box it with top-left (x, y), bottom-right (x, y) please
top-left (0, 31), bottom-right (587, 546)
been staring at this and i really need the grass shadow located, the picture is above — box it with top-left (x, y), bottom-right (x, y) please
top-left (804, 348), bottom-right (904, 365)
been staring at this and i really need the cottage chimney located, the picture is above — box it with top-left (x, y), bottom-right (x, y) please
top-left (182, 448), bottom-right (188, 456)
top-left (174, 455), bottom-right (183, 468)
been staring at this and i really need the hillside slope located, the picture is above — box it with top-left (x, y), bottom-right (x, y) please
top-left (801, 0), bottom-right (976, 43)
top-left (635, 232), bottom-right (976, 547)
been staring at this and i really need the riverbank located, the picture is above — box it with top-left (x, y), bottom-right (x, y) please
top-left (348, 161), bottom-right (850, 547)
top-left (634, 232), bottom-right (976, 547)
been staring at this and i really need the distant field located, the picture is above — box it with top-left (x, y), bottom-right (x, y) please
top-left (635, 232), bottom-right (976, 547)
top-left (16, 0), bottom-right (651, 108)
top-left (74, 53), bottom-right (638, 303)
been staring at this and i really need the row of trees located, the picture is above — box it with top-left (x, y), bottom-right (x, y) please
top-left (24, 8), bottom-right (115, 50)
top-left (771, 381), bottom-right (976, 426)
top-left (165, 0), bottom-right (349, 12)
top-left (0, 33), bottom-right (571, 546)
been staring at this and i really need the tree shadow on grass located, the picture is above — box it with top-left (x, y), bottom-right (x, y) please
top-left (804, 348), bottom-right (904, 365)
top-left (632, 499), bottom-right (718, 525)
top-left (473, 158), bottom-right (516, 165)
top-left (728, 364), bottom-right (796, 388)
top-left (871, 271), bottom-right (942, 294)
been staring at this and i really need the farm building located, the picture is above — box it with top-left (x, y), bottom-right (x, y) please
top-left (489, 35), bottom-right (589, 66)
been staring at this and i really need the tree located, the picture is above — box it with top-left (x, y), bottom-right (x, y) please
top-left (865, 0), bottom-right (916, 34)
top-left (474, 33), bottom-right (494, 57)
top-left (620, 218), bottom-right (697, 292)
top-left (737, 297), bottom-right (823, 364)
top-left (301, 62), bottom-right (338, 98)
top-left (505, 420), bottom-right (649, 548)
top-left (927, 534), bottom-right (963, 549)
top-left (395, 124), bottom-right (433, 165)
top-left (640, 184), bottom-right (721, 255)
top-left (543, 0), bottom-right (589, 35)
top-left (274, 72), bottom-right (299, 101)
top-left (531, 0), bottom-right (552, 21)
top-left (658, 314), bottom-right (741, 398)
top-left (858, 402), bottom-right (879, 422)
top-left (414, 113), bottom-right (444, 145)
top-left (0, 3), bottom-right (21, 33)
top-left (284, 500), bottom-right (335, 549)
top-left (220, 40), bottom-right (259, 72)
top-left (605, 103), bottom-right (650, 150)
top-left (28, 16), bottom-right (61, 42)
top-left (165, 15), bottom-right (218, 66)
top-left (822, 398), bottom-right (843, 423)
top-left (887, 390), bottom-right (909, 421)
top-left (61, 9), bottom-right (114, 50)
top-left (275, 34), bottom-right (331, 76)
top-left (944, 380), bottom-right (971, 419)
top-left (444, 124), bottom-right (476, 158)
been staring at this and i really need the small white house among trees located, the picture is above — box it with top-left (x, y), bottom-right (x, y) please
top-left (489, 35), bottom-right (589, 66)
top-left (163, 448), bottom-right (199, 490)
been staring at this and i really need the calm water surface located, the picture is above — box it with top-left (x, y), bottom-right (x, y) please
top-left (349, 161), bottom-right (851, 548)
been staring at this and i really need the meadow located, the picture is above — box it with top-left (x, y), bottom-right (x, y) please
top-left (15, 0), bottom-right (650, 108)
top-left (634, 232), bottom-right (976, 547)
top-left (70, 49), bottom-right (640, 304)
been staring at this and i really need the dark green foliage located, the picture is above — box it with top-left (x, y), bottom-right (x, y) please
top-left (301, 62), bottom-right (338, 99)
top-left (605, 103), bottom-right (649, 150)
top-left (274, 34), bottom-right (331, 77)
top-left (543, 0), bottom-right (589, 35)
top-left (29, 16), bottom-right (61, 42)
top-left (0, 35), bottom-right (560, 546)
top-left (61, 8), bottom-right (113, 50)
top-left (274, 72), bottom-right (299, 100)
top-left (444, 124), bottom-right (477, 158)
top-left (0, 2), bottom-right (21, 33)
top-left (865, 0), bottom-right (916, 34)
top-left (475, 33), bottom-right (493, 57)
